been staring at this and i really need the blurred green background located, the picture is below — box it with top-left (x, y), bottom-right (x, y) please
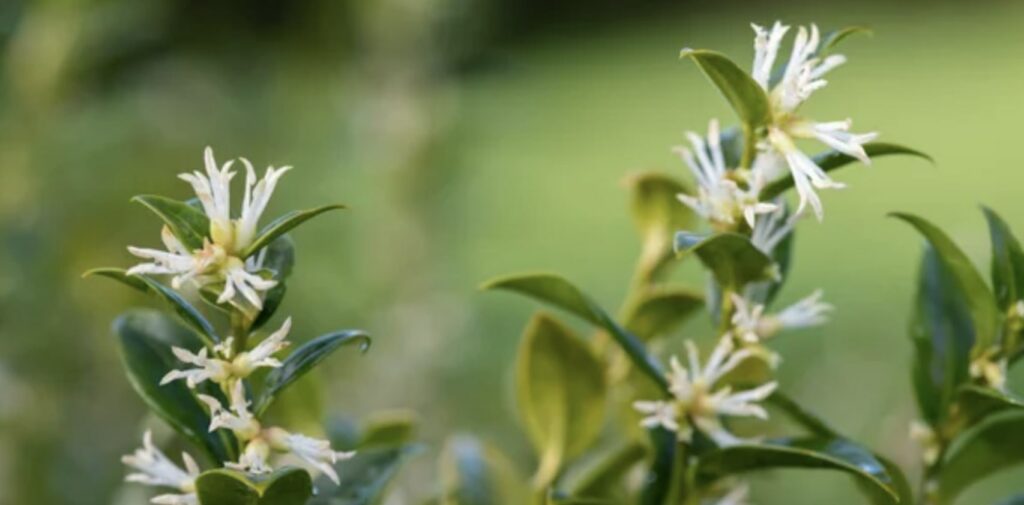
top-left (2, 0), bottom-right (1024, 503)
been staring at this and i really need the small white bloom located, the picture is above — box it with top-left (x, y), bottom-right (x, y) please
top-left (634, 338), bottom-right (777, 445)
top-left (969, 347), bottom-right (1007, 391)
top-left (749, 22), bottom-right (877, 220)
top-left (749, 205), bottom-right (798, 255)
top-left (122, 431), bottom-right (199, 505)
top-left (633, 400), bottom-right (681, 433)
top-left (266, 427), bottom-right (355, 485)
top-left (730, 290), bottom-right (832, 344)
top-left (197, 380), bottom-right (261, 440)
top-left (128, 147), bottom-right (289, 309)
top-left (227, 438), bottom-right (274, 475)
top-left (162, 318), bottom-right (292, 389)
top-left (675, 119), bottom-right (777, 229)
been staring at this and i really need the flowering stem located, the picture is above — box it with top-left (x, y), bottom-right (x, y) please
top-left (230, 311), bottom-right (251, 356)
top-left (739, 124), bottom-right (758, 170)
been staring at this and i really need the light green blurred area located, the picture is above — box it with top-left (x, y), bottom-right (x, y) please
top-left (3, 0), bottom-right (1024, 503)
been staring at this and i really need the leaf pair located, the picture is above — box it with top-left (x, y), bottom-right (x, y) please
top-left (196, 468), bottom-right (312, 505)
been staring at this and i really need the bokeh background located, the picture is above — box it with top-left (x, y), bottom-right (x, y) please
top-left (2, 0), bottom-right (1024, 503)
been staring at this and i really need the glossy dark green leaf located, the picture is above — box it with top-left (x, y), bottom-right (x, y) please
top-left (938, 411), bottom-right (1024, 503)
top-left (761, 143), bottom-right (931, 200)
top-left (256, 330), bottom-right (371, 415)
top-left (910, 246), bottom-right (975, 424)
top-left (675, 232), bottom-right (775, 290)
top-left (893, 213), bottom-right (1000, 354)
top-left (114, 310), bottom-right (230, 463)
top-left (625, 172), bottom-right (694, 281)
top-left (957, 384), bottom-right (1024, 426)
top-left (696, 437), bottom-right (900, 504)
top-left (195, 467), bottom-right (312, 505)
top-left (132, 195), bottom-right (211, 251)
top-left (565, 442), bottom-right (647, 498)
top-left (982, 206), bottom-right (1024, 311)
top-left (440, 436), bottom-right (528, 505)
top-left (311, 445), bottom-right (422, 505)
top-left (242, 204), bottom-right (346, 258)
top-left (639, 427), bottom-right (680, 505)
top-left (86, 268), bottom-right (219, 345)
top-left (251, 236), bottom-right (296, 331)
top-left (623, 287), bottom-right (703, 340)
top-left (516, 313), bottom-right (607, 486)
top-left (679, 49), bottom-right (769, 131)
top-left (481, 273), bottom-right (667, 390)
top-left (858, 455), bottom-right (913, 505)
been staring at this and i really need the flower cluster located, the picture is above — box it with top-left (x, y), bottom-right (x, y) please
top-left (677, 22), bottom-right (877, 225)
top-left (118, 148), bottom-right (353, 503)
top-left (634, 338), bottom-right (777, 445)
top-left (127, 147), bottom-right (288, 311)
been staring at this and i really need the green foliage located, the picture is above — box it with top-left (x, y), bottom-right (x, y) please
top-left (311, 445), bottom-right (422, 505)
top-left (195, 467), bottom-right (313, 505)
top-left (242, 204), bottom-right (346, 258)
top-left (893, 212), bottom-right (1001, 355)
top-left (563, 442), bottom-right (647, 500)
top-left (622, 287), bottom-right (703, 340)
top-left (674, 232), bottom-right (775, 290)
top-left (626, 172), bottom-right (694, 281)
top-left (937, 411), bottom-right (1024, 503)
top-left (256, 330), bottom-right (371, 415)
top-left (114, 310), bottom-right (231, 463)
top-left (482, 273), bottom-right (668, 389)
top-left (820, 26), bottom-right (873, 54)
top-left (695, 438), bottom-right (901, 504)
top-left (678, 49), bottom-right (769, 135)
top-left (515, 313), bottom-right (607, 487)
top-left (982, 206), bottom-right (1024, 311)
top-left (132, 195), bottom-right (211, 250)
top-left (760, 143), bottom-right (931, 200)
top-left (86, 268), bottom-right (220, 345)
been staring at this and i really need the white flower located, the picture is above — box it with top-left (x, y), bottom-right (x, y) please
top-left (266, 427), bottom-right (355, 485)
top-left (969, 347), bottom-right (1007, 391)
top-left (634, 400), bottom-right (681, 433)
top-left (128, 147), bottom-right (288, 309)
top-left (749, 205), bottom-right (798, 255)
top-left (675, 119), bottom-right (777, 229)
top-left (750, 22), bottom-right (878, 220)
top-left (162, 318), bottom-right (292, 388)
top-left (228, 438), bottom-right (274, 475)
top-left (730, 290), bottom-right (832, 344)
top-left (122, 431), bottom-right (199, 505)
top-left (197, 380), bottom-right (261, 440)
top-left (633, 338), bottom-right (777, 445)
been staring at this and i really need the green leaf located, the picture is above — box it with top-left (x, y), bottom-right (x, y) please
top-left (623, 287), bottom-right (703, 340)
top-left (982, 206), bottom-right (1024, 311)
top-left (625, 172), bottom-right (694, 281)
top-left (679, 49), bottom-right (770, 131)
top-left (957, 384), bottom-right (1024, 426)
top-left (938, 411), bottom-right (1024, 503)
top-left (114, 310), bottom-right (230, 463)
top-left (565, 441), bottom-right (647, 499)
top-left (640, 427), bottom-right (680, 505)
top-left (996, 495), bottom-right (1024, 505)
top-left (481, 273), bottom-right (668, 390)
top-left (252, 236), bottom-right (296, 331)
top-left (132, 195), bottom-right (211, 251)
top-left (858, 455), bottom-right (913, 505)
top-left (910, 246), bottom-right (975, 424)
top-left (86, 268), bottom-right (219, 345)
top-left (675, 232), bottom-right (775, 290)
top-left (696, 437), bottom-right (901, 505)
top-left (256, 330), bottom-right (371, 415)
top-left (820, 26), bottom-right (872, 54)
top-left (195, 467), bottom-right (312, 505)
top-left (440, 435), bottom-right (529, 505)
top-left (311, 445), bottom-right (422, 505)
top-left (516, 313), bottom-right (607, 487)
top-left (892, 213), bottom-right (1000, 354)
top-left (241, 204), bottom-right (346, 258)
top-left (761, 143), bottom-right (931, 200)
